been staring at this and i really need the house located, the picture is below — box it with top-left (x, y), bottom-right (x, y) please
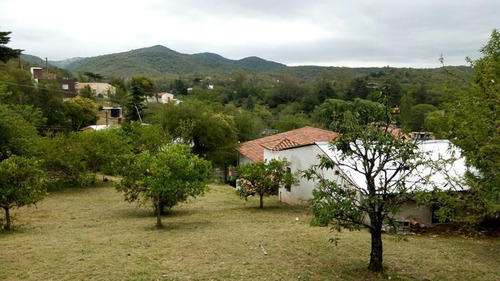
top-left (145, 92), bottom-right (181, 104)
top-left (75, 83), bottom-right (116, 98)
top-left (265, 139), bottom-right (468, 226)
top-left (235, 126), bottom-right (339, 165)
top-left (30, 67), bottom-right (77, 99)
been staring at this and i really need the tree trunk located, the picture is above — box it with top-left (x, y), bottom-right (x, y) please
top-left (156, 196), bottom-right (163, 229)
top-left (368, 216), bottom-right (384, 272)
top-left (3, 207), bottom-right (11, 230)
top-left (259, 194), bottom-right (264, 208)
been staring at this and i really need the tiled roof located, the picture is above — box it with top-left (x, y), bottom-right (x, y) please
top-left (236, 126), bottom-right (339, 162)
top-left (261, 138), bottom-right (301, 151)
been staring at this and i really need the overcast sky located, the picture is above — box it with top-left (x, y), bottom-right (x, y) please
top-left (1, 0), bottom-right (498, 68)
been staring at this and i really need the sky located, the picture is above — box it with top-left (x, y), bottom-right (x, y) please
top-left (1, 0), bottom-right (498, 68)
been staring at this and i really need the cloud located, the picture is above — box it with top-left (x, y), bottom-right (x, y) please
top-left (0, 0), bottom-right (498, 67)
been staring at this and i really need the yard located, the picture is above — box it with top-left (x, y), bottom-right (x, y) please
top-left (1, 183), bottom-right (498, 281)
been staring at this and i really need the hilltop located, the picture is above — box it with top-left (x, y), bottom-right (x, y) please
top-left (24, 45), bottom-right (286, 78)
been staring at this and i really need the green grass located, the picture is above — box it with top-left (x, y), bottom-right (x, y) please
top-left (1, 183), bottom-right (499, 281)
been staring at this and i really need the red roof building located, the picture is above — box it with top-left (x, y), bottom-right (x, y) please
top-left (236, 126), bottom-right (339, 163)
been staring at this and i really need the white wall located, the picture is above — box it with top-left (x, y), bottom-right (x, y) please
top-left (265, 144), bottom-right (435, 226)
top-left (265, 144), bottom-right (344, 205)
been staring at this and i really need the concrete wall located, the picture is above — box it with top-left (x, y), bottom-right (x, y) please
top-left (266, 144), bottom-right (434, 226)
top-left (238, 154), bottom-right (254, 166)
top-left (265, 144), bottom-right (344, 205)
top-left (391, 201), bottom-right (433, 226)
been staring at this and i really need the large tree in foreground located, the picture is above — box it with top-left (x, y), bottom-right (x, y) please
top-left (304, 96), bottom-right (422, 272)
top-left (237, 158), bottom-right (298, 208)
top-left (434, 29), bottom-right (500, 224)
top-left (0, 156), bottom-right (46, 230)
top-left (117, 143), bottom-right (212, 228)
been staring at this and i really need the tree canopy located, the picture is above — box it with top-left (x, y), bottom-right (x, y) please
top-left (116, 143), bottom-right (212, 228)
top-left (0, 31), bottom-right (22, 63)
top-left (237, 158), bottom-right (297, 208)
top-left (0, 155), bottom-right (46, 230)
top-left (304, 97), bottom-right (422, 272)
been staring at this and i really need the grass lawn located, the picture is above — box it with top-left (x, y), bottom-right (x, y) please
top-left (1, 183), bottom-right (499, 281)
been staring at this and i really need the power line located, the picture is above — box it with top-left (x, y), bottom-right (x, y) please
top-left (0, 80), bottom-right (76, 95)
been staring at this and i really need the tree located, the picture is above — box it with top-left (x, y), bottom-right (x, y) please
top-left (116, 143), bottom-right (212, 228)
top-left (158, 100), bottom-right (238, 167)
top-left (383, 78), bottom-right (404, 107)
top-left (39, 133), bottom-right (93, 188)
top-left (0, 105), bottom-right (39, 161)
top-left (78, 129), bottom-right (132, 178)
top-left (0, 156), bottom-right (46, 230)
top-left (438, 29), bottom-right (500, 223)
top-left (272, 114), bottom-right (312, 132)
top-left (0, 31), bottom-right (22, 63)
top-left (224, 105), bottom-right (264, 142)
top-left (408, 104), bottom-right (437, 131)
top-left (267, 74), bottom-right (305, 107)
top-left (313, 98), bottom-right (383, 131)
top-left (126, 75), bottom-right (155, 122)
top-left (109, 77), bottom-right (129, 107)
top-left (345, 77), bottom-right (370, 101)
top-left (171, 79), bottom-right (187, 95)
top-left (64, 95), bottom-right (99, 131)
top-left (316, 70), bottom-right (337, 103)
top-left (237, 158), bottom-right (297, 208)
top-left (78, 85), bottom-right (95, 100)
top-left (83, 72), bottom-right (104, 82)
top-left (304, 98), bottom-right (422, 272)
top-left (28, 80), bottom-right (67, 128)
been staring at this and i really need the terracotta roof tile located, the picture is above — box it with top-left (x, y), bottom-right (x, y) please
top-left (261, 137), bottom-right (301, 151)
top-left (236, 126), bottom-right (339, 162)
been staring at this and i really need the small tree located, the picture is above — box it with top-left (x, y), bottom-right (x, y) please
top-left (117, 143), bottom-right (212, 228)
top-left (64, 95), bottom-right (99, 131)
top-left (0, 156), bottom-right (46, 230)
top-left (237, 158), bottom-right (298, 208)
top-left (78, 85), bottom-right (95, 100)
top-left (304, 97), bottom-right (422, 272)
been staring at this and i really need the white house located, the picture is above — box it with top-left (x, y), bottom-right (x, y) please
top-left (265, 140), bottom-right (468, 226)
top-left (146, 92), bottom-right (181, 104)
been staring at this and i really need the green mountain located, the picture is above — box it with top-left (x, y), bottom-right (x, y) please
top-left (20, 54), bottom-right (46, 66)
top-left (56, 45), bottom-right (286, 78)
top-left (23, 46), bottom-right (471, 86)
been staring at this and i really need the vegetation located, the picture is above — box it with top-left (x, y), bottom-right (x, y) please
top-left (126, 75), bottom-right (156, 122)
top-left (0, 156), bottom-right (46, 230)
top-left (0, 31), bottom-right (22, 63)
top-left (304, 97), bottom-right (424, 272)
top-left (116, 143), bottom-right (212, 228)
top-left (429, 29), bottom-right (500, 225)
top-left (237, 158), bottom-right (298, 208)
top-left (1, 184), bottom-right (498, 280)
top-left (0, 28), bottom-right (498, 278)
top-left (63, 95), bottom-right (99, 131)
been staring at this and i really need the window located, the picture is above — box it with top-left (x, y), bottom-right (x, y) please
top-left (62, 84), bottom-right (69, 90)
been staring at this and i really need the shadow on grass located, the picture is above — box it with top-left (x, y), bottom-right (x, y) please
top-left (232, 203), bottom-right (310, 215)
top-left (329, 261), bottom-right (426, 281)
top-left (115, 205), bottom-right (198, 219)
top-left (145, 220), bottom-right (213, 232)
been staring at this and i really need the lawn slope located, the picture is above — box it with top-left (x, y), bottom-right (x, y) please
top-left (1, 183), bottom-right (498, 281)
